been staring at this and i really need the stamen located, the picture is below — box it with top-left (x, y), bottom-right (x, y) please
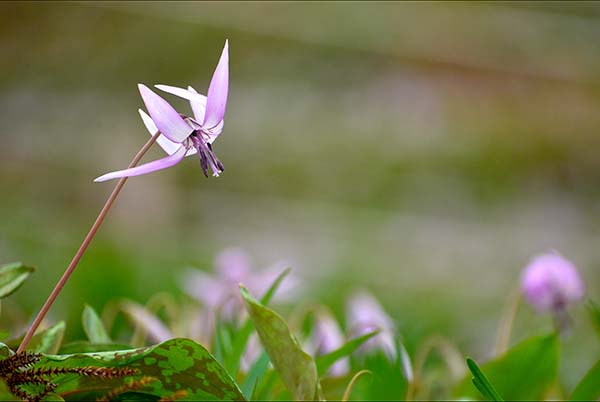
top-left (191, 132), bottom-right (224, 177)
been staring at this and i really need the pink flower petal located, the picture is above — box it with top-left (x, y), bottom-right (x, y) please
top-left (94, 145), bottom-right (187, 182)
top-left (155, 84), bottom-right (207, 105)
top-left (138, 109), bottom-right (197, 157)
top-left (186, 85), bottom-right (208, 128)
top-left (138, 84), bottom-right (193, 143)
top-left (154, 84), bottom-right (223, 143)
top-left (204, 40), bottom-right (229, 130)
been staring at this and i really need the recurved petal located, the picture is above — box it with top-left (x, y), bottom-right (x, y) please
top-left (138, 84), bottom-right (192, 143)
top-left (138, 109), bottom-right (197, 157)
top-left (155, 84), bottom-right (207, 105)
top-left (94, 145), bottom-right (187, 182)
top-left (204, 40), bottom-right (229, 129)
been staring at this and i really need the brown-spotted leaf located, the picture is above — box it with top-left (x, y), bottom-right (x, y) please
top-left (36, 338), bottom-right (245, 401)
top-left (240, 285), bottom-right (319, 401)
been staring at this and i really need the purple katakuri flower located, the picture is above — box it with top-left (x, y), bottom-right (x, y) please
top-left (182, 248), bottom-right (301, 325)
top-left (521, 251), bottom-right (585, 313)
top-left (94, 40), bottom-right (229, 182)
top-left (311, 311), bottom-right (349, 377)
top-left (347, 290), bottom-right (397, 361)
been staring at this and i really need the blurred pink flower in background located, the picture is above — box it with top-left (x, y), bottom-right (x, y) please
top-left (521, 251), bottom-right (585, 313)
top-left (182, 247), bottom-right (301, 324)
top-left (310, 310), bottom-right (350, 377)
top-left (346, 290), bottom-right (397, 361)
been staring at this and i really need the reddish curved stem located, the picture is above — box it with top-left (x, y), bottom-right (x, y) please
top-left (18, 133), bottom-right (159, 353)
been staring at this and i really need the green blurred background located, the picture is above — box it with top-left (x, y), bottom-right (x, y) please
top-left (1, 0), bottom-right (600, 389)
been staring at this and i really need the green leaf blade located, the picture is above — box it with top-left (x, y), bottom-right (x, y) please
top-left (0, 262), bottom-right (35, 299)
top-left (570, 359), bottom-right (600, 401)
top-left (240, 285), bottom-right (319, 401)
top-left (223, 268), bottom-right (291, 376)
top-left (82, 304), bottom-right (111, 344)
top-left (455, 334), bottom-right (559, 400)
top-left (466, 357), bottom-right (504, 401)
top-left (315, 330), bottom-right (378, 377)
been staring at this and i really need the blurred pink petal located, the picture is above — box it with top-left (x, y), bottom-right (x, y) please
top-left (521, 251), bottom-right (585, 313)
top-left (215, 247), bottom-right (253, 283)
top-left (122, 301), bottom-right (174, 343)
top-left (312, 311), bottom-right (349, 377)
top-left (347, 290), bottom-right (397, 361)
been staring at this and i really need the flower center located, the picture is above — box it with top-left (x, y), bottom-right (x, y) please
top-left (180, 115), bottom-right (224, 177)
top-left (190, 131), bottom-right (224, 178)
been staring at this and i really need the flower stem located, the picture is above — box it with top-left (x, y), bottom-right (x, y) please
top-left (17, 133), bottom-right (159, 353)
top-left (493, 284), bottom-right (521, 355)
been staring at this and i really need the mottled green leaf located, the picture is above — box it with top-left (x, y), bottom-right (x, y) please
top-left (0, 262), bottom-right (34, 299)
top-left (36, 338), bottom-right (245, 401)
top-left (82, 304), bottom-right (111, 344)
top-left (454, 334), bottom-right (559, 400)
top-left (466, 357), bottom-right (503, 401)
top-left (240, 286), bottom-right (319, 401)
top-left (315, 331), bottom-right (378, 377)
top-left (58, 341), bottom-right (132, 355)
top-left (571, 359), bottom-right (600, 401)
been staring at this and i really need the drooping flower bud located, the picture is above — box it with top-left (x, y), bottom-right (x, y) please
top-left (346, 290), bottom-right (397, 361)
top-left (311, 311), bottom-right (349, 377)
top-left (521, 252), bottom-right (585, 313)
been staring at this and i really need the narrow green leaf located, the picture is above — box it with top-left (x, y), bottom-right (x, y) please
top-left (316, 331), bottom-right (378, 377)
top-left (36, 338), bottom-right (245, 401)
top-left (82, 304), bottom-right (111, 344)
top-left (259, 268), bottom-right (291, 306)
top-left (0, 262), bottom-right (34, 299)
top-left (253, 370), bottom-right (279, 401)
top-left (241, 351), bottom-right (270, 400)
top-left (454, 334), bottom-right (559, 400)
top-left (466, 358), bottom-right (504, 401)
top-left (224, 269), bottom-right (291, 376)
top-left (218, 325), bottom-right (234, 362)
top-left (240, 285), bottom-right (319, 401)
top-left (570, 359), bottom-right (600, 401)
